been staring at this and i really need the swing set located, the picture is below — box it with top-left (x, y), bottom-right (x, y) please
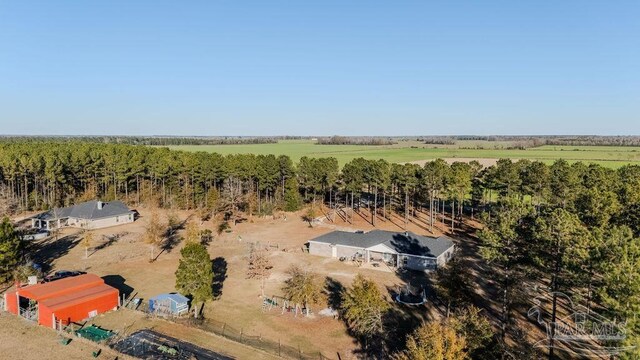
top-left (262, 295), bottom-right (310, 317)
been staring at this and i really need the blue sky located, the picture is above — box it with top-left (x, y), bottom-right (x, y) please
top-left (0, 1), bottom-right (638, 136)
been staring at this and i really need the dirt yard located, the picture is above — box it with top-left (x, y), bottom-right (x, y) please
top-left (0, 312), bottom-right (125, 360)
top-left (4, 205), bottom-right (452, 359)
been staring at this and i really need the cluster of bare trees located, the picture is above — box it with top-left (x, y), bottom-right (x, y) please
top-left (316, 136), bottom-right (396, 146)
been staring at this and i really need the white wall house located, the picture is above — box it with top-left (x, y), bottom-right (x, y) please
top-left (308, 230), bottom-right (455, 272)
top-left (31, 200), bottom-right (135, 230)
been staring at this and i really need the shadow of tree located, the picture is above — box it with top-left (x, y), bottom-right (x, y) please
top-left (200, 229), bottom-right (213, 247)
top-left (161, 218), bottom-right (188, 254)
top-left (383, 268), bottom-right (438, 354)
top-left (389, 233), bottom-right (439, 258)
top-left (29, 234), bottom-right (81, 273)
top-left (325, 277), bottom-right (345, 310)
top-left (212, 257), bottom-right (227, 299)
top-left (92, 232), bottom-right (127, 255)
top-left (300, 214), bottom-right (313, 227)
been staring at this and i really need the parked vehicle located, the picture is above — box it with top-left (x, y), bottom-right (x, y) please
top-left (43, 270), bottom-right (86, 283)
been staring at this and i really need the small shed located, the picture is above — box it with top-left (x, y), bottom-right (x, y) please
top-left (148, 293), bottom-right (189, 316)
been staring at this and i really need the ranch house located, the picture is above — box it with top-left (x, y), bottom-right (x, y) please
top-left (30, 200), bottom-right (135, 230)
top-left (308, 230), bottom-right (455, 272)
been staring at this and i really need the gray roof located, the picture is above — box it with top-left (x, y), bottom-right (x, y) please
top-left (32, 200), bottom-right (132, 221)
top-left (150, 293), bottom-right (190, 305)
top-left (310, 230), bottom-right (454, 258)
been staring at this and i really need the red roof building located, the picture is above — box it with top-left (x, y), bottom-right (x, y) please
top-left (3, 274), bottom-right (119, 328)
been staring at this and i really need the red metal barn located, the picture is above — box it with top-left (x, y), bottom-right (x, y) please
top-left (3, 274), bottom-right (119, 328)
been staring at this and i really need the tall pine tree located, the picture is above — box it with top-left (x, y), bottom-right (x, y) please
top-left (175, 242), bottom-right (213, 318)
top-left (0, 217), bottom-right (22, 283)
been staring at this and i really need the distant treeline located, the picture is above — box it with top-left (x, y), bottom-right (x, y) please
top-left (317, 136), bottom-right (396, 146)
top-left (418, 135), bottom-right (640, 147)
top-left (543, 136), bottom-right (640, 147)
top-left (2, 135), bottom-right (639, 147)
top-left (0, 136), bottom-right (308, 146)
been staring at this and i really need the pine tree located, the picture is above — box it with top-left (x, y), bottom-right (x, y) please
top-left (175, 242), bottom-right (213, 318)
top-left (533, 208), bottom-right (591, 359)
top-left (283, 177), bottom-right (302, 212)
top-left (0, 217), bottom-right (22, 283)
top-left (598, 226), bottom-right (640, 358)
top-left (435, 256), bottom-right (473, 317)
top-left (478, 198), bottom-right (533, 342)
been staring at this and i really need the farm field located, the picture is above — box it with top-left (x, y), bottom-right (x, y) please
top-left (164, 140), bottom-right (640, 168)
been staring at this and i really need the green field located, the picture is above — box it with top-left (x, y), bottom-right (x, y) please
top-left (164, 140), bottom-right (640, 168)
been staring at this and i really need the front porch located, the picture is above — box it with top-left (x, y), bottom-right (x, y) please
top-left (366, 250), bottom-right (398, 268)
top-left (31, 218), bottom-right (68, 230)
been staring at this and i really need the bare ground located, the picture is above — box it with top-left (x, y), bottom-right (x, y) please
top-left (0, 312), bottom-right (126, 360)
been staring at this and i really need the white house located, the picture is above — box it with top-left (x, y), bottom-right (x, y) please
top-left (31, 200), bottom-right (135, 230)
top-left (308, 230), bottom-right (455, 272)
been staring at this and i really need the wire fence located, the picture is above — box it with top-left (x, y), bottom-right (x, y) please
top-left (177, 317), bottom-right (332, 360)
top-left (122, 297), bottom-right (332, 360)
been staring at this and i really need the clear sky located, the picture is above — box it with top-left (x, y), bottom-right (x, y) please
top-left (0, 1), bottom-right (638, 136)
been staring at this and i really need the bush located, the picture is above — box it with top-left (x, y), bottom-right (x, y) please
top-left (217, 221), bottom-right (230, 235)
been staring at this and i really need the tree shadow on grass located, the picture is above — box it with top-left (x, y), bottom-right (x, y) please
top-left (325, 277), bottom-right (345, 310)
top-left (29, 234), bottom-right (81, 273)
top-left (91, 232), bottom-right (127, 256)
top-left (212, 257), bottom-right (227, 299)
top-left (161, 218), bottom-right (189, 254)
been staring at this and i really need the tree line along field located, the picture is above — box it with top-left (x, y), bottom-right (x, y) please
top-left (165, 140), bottom-right (640, 168)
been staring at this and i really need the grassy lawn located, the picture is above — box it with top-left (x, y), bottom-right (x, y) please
top-left (163, 140), bottom-right (640, 168)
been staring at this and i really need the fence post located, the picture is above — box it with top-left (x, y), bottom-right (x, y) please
top-left (240, 328), bottom-right (243, 342)
top-left (278, 339), bottom-right (281, 357)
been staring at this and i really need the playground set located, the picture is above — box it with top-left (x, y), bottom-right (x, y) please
top-left (262, 295), bottom-right (313, 317)
top-left (394, 284), bottom-right (427, 306)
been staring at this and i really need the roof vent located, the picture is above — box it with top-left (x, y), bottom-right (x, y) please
top-left (404, 231), bottom-right (409, 237)
top-left (97, 201), bottom-right (104, 210)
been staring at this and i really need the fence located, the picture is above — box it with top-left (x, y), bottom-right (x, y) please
top-left (122, 296), bottom-right (332, 360)
top-left (176, 317), bottom-right (332, 360)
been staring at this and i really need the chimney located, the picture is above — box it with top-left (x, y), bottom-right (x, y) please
top-left (97, 201), bottom-right (104, 210)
